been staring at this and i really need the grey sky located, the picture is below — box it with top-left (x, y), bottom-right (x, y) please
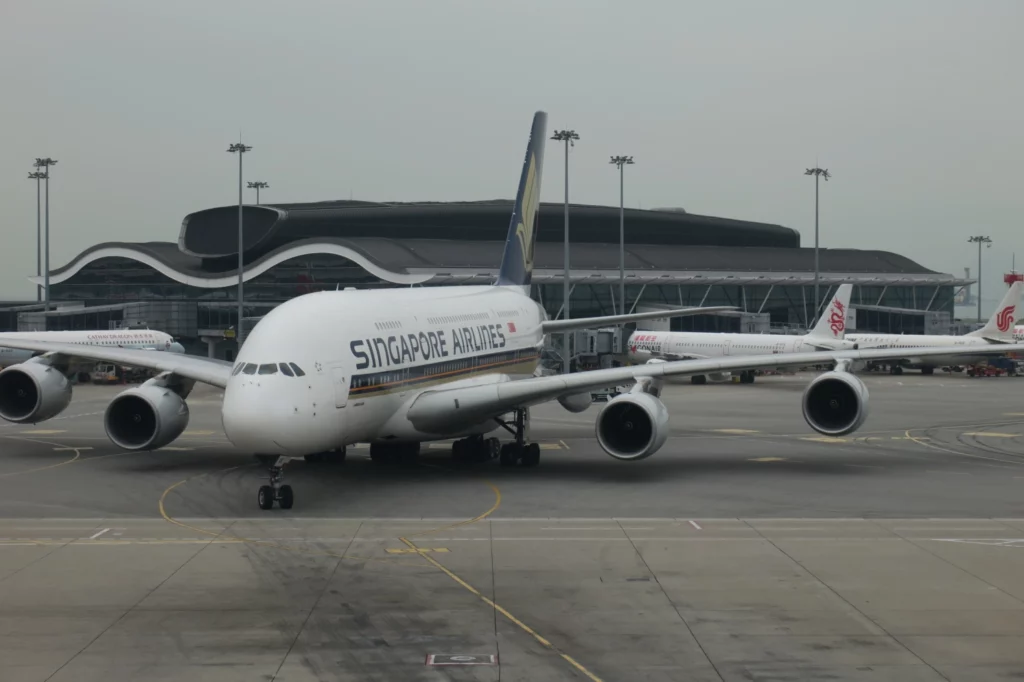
top-left (2, 0), bottom-right (1021, 312)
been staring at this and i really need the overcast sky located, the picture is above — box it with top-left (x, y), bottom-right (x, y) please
top-left (1, 1), bottom-right (1020, 312)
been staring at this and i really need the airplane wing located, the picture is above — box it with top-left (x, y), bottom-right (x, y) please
top-left (405, 343), bottom-right (1024, 432)
top-left (540, 306), bottom-right (735, 333)
top-left (0, 339), bottom-right (233, 388)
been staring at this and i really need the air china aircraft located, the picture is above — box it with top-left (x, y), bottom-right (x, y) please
top-left (1015, 325), bottom-right (1024, 342)
top-left (0, 329), bottom-right (183, 369)
top-left (627, 284), bottom-right (854, 384)
top-left (0, 111), bottom-right (1021, 511)
top-left (846, 281), bottom-right (1023, 374)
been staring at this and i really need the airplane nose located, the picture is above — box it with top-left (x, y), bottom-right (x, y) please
top-left (221, 382), bottom-right (294, 454)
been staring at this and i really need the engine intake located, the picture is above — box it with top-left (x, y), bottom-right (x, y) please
top-left (595, 392), bottom-right (669, 461)
top-left (0, 361), bottom-right (72, 423)
top-left (105, 383), bottom-right (190, 451)
top-left (802, 371), bottom-right (869, 436)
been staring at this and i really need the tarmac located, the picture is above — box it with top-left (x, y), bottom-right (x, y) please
top-left (0, 372), bottom-right (1023, 680)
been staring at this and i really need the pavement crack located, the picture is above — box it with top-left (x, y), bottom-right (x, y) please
top-left (615, 519), bottom-right (725, 682)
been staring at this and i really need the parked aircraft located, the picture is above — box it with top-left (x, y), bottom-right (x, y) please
top-left (0, 329), bottom-right (183, 369)
top-left (846, 281), bottom-right (1022, 374)
top-left (626, 284), bottom-right (854, 384)
top-left (0, 111), bottom-right (1020, 510)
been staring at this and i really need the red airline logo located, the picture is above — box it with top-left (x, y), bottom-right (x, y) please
top-left (996, 305), bottom-right (1015, 332)
top-left (829, 299), bottom-right (846, 336)
top-left (507, 322), bottom-right (516, 333)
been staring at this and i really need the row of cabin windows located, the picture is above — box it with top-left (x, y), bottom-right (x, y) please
top-left (375, 320), bottom-right (402, 330)
top-left (494, 309), bottom-right (522, 318)
top-left (426, 312), bottom-right (491, 325)
top-left (231, 362), bottom-right (306, 377)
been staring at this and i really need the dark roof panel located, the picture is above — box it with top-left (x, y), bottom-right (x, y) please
top-left (179, 201), bottom-right (800, 259)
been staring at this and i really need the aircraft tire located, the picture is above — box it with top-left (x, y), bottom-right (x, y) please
top-left (499, 443), bottom-right (519, 466)
top-left (278, 485), bottom-right (294, 510)
top-left (258, 485), bottom-right (275, 510)
top-left (522, 443), bottom-right (541, 467)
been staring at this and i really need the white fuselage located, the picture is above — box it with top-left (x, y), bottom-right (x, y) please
top-left (221, 286), bottom-right (547, 456)
top-left (0, 329), bottom-right (180, 368)
top-left (627, 330), bottom-right (849, 366)
top-left (845, 332), bottom-right (993, 368)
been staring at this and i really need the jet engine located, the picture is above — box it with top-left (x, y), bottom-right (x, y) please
top-left (558, 392), bottom-right (592, 413)
top-left (595, 391), bottom-right (669, 461)
top-left (801, 371), bottom-right (869, 436)
top-left (104, 382), bottom-right (190, 451)
top-left (0, 359), bottom-right (72, 423)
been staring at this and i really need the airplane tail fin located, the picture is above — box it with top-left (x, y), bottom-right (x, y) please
top-left (807, 284), bottom-right (853, 340)
top-left (496, 111), bottom-right (547, 287)
top-left (968, 281), bottom-right (1022, 341)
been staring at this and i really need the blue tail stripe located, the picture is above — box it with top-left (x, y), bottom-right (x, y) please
top-left (496, 111), bottom-right (547, 287)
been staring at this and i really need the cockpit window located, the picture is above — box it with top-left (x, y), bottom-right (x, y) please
top-left (279, 363), bottom-right (294, 377)
top-left (289, 362), bottom-right (306, 377)
top-left (258, 363), bottom-right (278, 375)
top-left (242, 363), bottom-right (258, 375)
top-left (231, 364), bottom-right (245, 376)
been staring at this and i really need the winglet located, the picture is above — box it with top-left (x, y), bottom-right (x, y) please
top-left (968, 281), bottom-right (1022, 342)
top-left (496, 111), bottom-right (547, 288)
top-left (807, 284), bottom-right (853, 340)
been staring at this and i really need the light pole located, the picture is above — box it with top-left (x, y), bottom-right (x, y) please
top-left (551, 129), bottom-right (578, 374)
top-left (968, 235), bottom-right (992, 322)
top-left (804, 166), bottom-right (830, 323)
top-left (610, 156), bottom-right (634, 319)
top-left (34, 158), bottom-right (57, 313)
top-left (247, 180), bottom-right (268, 204)
top-left (228, 142), bottom-right (252, 345)
top-left (27, 170), bottom-right (46, 302)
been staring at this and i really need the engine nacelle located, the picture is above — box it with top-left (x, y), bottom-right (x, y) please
top-left (595, 392), bottom-right (669, 461)
top-left (104, 383), bottom-right (190, 451)
top-left (801, 371), bottom-right (869, 436)
top-left (0, 360), bottom-right (72, 423)
top-left (558, 392), bottom-right (592, 413)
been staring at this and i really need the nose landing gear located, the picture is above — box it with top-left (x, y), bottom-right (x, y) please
top-left (256, 455), bottom-right (294, 510)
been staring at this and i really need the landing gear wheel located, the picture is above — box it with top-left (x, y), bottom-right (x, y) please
top-left (258, 485), bottom-right (274, 510)
top-left (484, 437), bottom-right (500, 461)
top-left (521, 443), bottom-right (541, 467)
top-left (278, 485), bottom-right (294, 510)
top-left (921, 367), bottom-right (934, 376)
top-left (499, 443), bottom-right (519, 466)
top-left (691, 375), bottom-right (707, 385)
top-left (398, 442), bottom-right (420, 465)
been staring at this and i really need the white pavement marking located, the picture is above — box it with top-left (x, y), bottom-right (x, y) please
top-left (88, 528), bottom-right (110, 540)
top-left (689, 520), bottom-right (702, 530)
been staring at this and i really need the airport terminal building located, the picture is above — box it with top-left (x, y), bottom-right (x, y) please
top-left (5, 200), bottom-right (970, 361)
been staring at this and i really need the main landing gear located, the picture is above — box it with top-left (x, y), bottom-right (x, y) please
top-left (451, 436), bottom-right (500, 463)
top-left (494, 408), bottom-right (541, 468)
top-left (257, 455), bottom-right (294, 511)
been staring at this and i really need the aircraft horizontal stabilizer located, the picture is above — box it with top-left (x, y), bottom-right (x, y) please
top-left (541, 306), bottom-right (736, 334)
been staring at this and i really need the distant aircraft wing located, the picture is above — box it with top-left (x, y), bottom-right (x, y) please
top-left (540, 306), bottom-right (735, 334)
top-left (0, 339), bottom-right (233, 388)
top-left (405, 343), bottom-right (1024, 433)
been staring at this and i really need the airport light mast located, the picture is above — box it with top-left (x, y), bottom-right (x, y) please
top-left (804, 166), bottom-right (830, 325)
top-left (968, 235), bottom-right (993, 322)
top-left (610, 156), bottom-right (634, 321)
top-left (228, 142), bottom-right (252, 345)
top-left (27, 170), bottom-right (46, 302)
top-left (34, 158), bottom-right (57, 313)
top-left (247, 180), bottom-right (269, 204)
top-left (551, 129), bottom-right (579, 374)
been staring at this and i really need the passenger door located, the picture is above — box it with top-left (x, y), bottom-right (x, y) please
top-left (330, 364), bottom-right (349, 408)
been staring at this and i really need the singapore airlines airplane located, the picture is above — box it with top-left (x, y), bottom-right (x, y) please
top-left (0, 111), bottom-right (1021, 511)
top-left (846, 281), bottom-right (1023, 374)
top-left (0, 329), bottom-right (183, 369)
top-left (627, 284), bottom-right (855, 384)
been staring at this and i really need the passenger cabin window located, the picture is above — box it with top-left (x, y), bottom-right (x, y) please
top-left (289, 363), bottom-right (306, 376)
top-left (258, 364), bottom-right (278, 375)
top-left (279, 363), bottom-right (294, 377)
top-left (242, 363), bottom-right (258, 375)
